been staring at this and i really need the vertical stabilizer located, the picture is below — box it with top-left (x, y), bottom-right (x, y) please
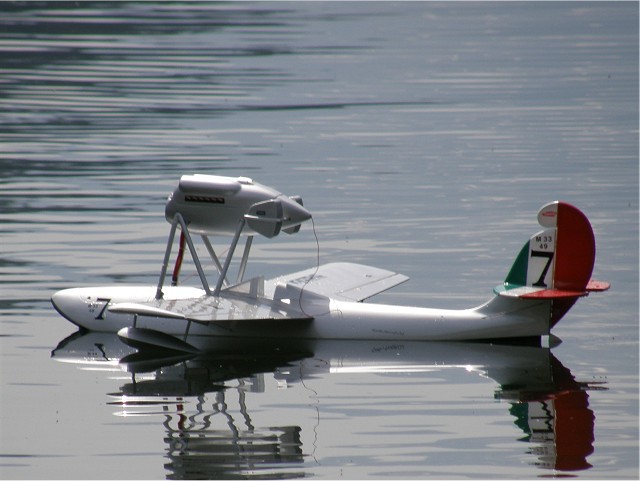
top-left (499, 201), bottom-right (598, 295)
top-left (493, 201), bottom-right (609, 328)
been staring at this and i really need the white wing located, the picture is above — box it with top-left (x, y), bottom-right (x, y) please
top-left (266, 262), bottom-right (409, 302)
top-left (108, 278), bottom-right (311, 323)
top-left (108, 262), bottom-right (409, 323)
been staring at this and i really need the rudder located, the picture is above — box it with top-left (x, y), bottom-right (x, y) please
top-left (494, 201), bottom-right (609, 327)
top-left (502, 201), bottom-right (595, 293)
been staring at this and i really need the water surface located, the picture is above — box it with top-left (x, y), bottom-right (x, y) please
top-left (1, 2), bottom-right (638, 479)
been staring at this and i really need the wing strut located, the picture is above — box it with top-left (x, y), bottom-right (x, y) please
top-left (199, 233), bottom-right (253, 288)
top-left (156, 213), bottom-right (212, 298)
top-left (156, 213), bottom-right (255, 299)
top-left (157, 190), bottom-right (293, 299)
top-left (200, 235), bottom-right (225, 280)
top-left (236, 235), bottom-right (254, 285)
top-left (212, 217), bottom-right (246, 296)
top-left (171, 231), bottom-right (186, 286)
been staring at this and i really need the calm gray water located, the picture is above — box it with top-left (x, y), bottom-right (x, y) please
top-left (1, 2), bottom-right (638, 479)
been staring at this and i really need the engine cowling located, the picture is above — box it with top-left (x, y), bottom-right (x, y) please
top-left (165, 174), bottom-right (311, 238)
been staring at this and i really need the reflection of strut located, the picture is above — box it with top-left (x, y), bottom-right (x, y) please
top-left (237, 379), bottom-right (255, 431)
top-left (94, 343), bottom-right (108, 361)
top-left (215, 391), bottom-right (240, 441)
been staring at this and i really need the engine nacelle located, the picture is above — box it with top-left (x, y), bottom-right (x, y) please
top-left (165, 174), bottom-right (312, 238)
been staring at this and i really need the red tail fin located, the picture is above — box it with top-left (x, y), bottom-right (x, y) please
top-left (551, 202), bottom-right (596, 291)
top-left (495, 201), bottom-right (609, 328)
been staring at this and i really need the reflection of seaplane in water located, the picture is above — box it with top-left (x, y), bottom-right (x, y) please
top-left (52, 332), bottom-right (605, 476)
top-left (51, 174), bottom-right (609, 353)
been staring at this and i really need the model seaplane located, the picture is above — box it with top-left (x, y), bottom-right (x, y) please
top-left (51, 174), bottom-right (609, 353)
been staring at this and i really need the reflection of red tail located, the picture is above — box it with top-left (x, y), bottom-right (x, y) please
top-left (545, 353), bottom-right (596, 472)
top-left (508, 353), bottom-right (599, 472)
top-left (553, 390), bottom-right (594, 471)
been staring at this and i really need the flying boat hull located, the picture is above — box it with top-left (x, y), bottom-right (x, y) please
top-left (51, 175), bottom-right (609, 353)
top-left (51, 277), bottom-right (551, 344)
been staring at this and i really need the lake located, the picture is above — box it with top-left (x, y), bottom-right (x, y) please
top-left (1, 2), bottom-right (638, 479)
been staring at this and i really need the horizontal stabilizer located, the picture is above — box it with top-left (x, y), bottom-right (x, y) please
top-left (518, 288), bottom-right (588, 299)
top-left (586, 280), bottom-right (610, 292)
top-left (495, 284), bottom-right (587, 299)
top-left (495, 278), bottom-right (610, 299)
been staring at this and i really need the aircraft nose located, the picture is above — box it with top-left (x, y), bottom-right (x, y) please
top-left (51, 288), bottom-right (84, 326)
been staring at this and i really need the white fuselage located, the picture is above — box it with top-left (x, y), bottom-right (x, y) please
top-left (51, 283), bottom-right (551, 342)
top-left (49, 178), bottom-right (603, 347)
